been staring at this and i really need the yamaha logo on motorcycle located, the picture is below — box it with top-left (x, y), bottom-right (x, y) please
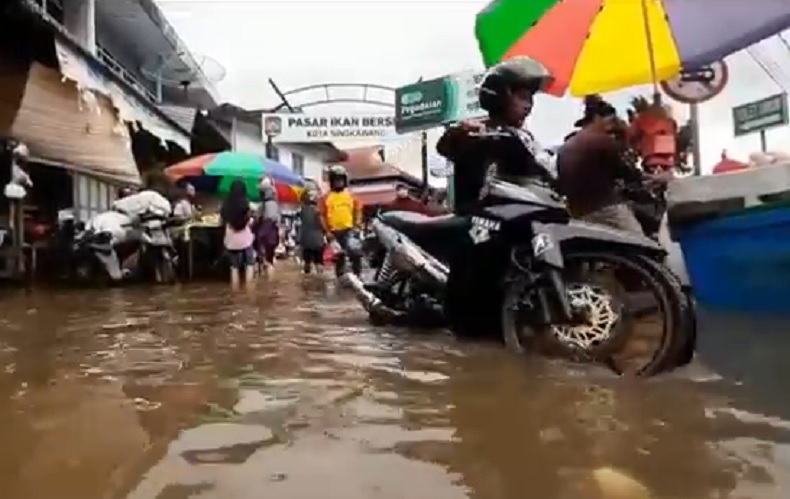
top-left (469, 216), bottom-right (501, 244)
top-left (471, 216), bottom-right (501, 231)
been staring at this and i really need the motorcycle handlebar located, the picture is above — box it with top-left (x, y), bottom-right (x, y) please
top-left (467, 128), bottom-right (516, 140)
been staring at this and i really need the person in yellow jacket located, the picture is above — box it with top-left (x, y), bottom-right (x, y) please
top-left (319, 165), bottom-right (363, 277)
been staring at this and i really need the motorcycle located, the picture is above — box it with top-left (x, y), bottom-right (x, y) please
top-left (69, 213), bottom-right (178, 284)
top-left (343, 127), bottom-right (694, 376)
top-left (133, 213), bottom-right (179, 284)
top-left (65, 191), bottom-right (178, 285)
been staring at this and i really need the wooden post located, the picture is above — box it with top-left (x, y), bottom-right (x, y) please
top-left (10, 199), bottom-right (24, 277)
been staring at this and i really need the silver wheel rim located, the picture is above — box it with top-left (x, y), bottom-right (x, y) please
top-left (550, 284), bottom-right (620, 351)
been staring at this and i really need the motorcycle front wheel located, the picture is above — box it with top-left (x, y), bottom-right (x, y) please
top-left (502, 250), bottom-right (685, 377)
top-left (155, 252), bottom-right (177, 284)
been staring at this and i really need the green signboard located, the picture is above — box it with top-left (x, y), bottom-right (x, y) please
top-left (732, 93), bottom-right (788, 137)
top-left (395, 71), bottom-right (486, 133)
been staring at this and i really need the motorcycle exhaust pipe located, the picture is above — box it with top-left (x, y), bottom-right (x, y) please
top-left (371, 219), bottom-right (448, 287)
top-left (340, 272), bottom-right (406, 322)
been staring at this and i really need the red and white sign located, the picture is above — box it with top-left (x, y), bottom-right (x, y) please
top-left (661, 61), bottom-right (728, 104)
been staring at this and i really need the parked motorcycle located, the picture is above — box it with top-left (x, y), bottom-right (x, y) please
top-left (343, 127), bottom-right (694, 377)
top-left (69, 213), bottom-right (178, 284)
top-left (62, 191), bottom-right (178, 285)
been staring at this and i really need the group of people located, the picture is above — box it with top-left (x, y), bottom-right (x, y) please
top-left (208, 57), bottom-right (677, 288)
top-left (218, 177), bottom-right (282, 288)
top-left (215, 164), bottom-right (366, 288)
top-left (437, 56), bottom-right (679, 239)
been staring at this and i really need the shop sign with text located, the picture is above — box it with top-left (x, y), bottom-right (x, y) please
top-left (261, 112), bottom-right (396, 143)
top-left (395, 70), bottom-right (486, 133)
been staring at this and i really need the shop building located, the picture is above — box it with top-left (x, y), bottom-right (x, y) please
top-left (1, 0), bottom-right (217, 276)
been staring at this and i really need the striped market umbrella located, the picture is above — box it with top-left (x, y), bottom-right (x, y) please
top-left (475, 0), bottom-right (790, 96)
top-left (164, 151), bottom-right (305, 203)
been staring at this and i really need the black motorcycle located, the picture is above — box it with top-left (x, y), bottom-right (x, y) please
top-left (343, 127), bottom-right (694, 377)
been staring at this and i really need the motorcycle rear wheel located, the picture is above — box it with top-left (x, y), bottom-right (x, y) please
top-left (502, 250), bottom-right (684, 377)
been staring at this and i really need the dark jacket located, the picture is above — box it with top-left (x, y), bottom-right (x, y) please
top-left (557, 128), bottom-right (642, 216)
top-left (436, 123), bottom-right (491, 214)
top-left (299, 202), bottom-right (325, 250)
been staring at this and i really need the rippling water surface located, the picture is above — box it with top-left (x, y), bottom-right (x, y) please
top-left (1, 266), bottom-right (789, 499)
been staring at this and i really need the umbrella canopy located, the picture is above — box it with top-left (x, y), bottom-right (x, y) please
top-left (475, 0), bottom-right (790, 96)
top-left (164, 151), bottom-right (305, 203)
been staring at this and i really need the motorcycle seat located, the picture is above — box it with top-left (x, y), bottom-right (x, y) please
top-left (380, 211), bottom-right (466, 241)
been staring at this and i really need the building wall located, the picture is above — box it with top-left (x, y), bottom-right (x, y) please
top-left (229, 120), bottom-right (326, 183)
top-left (275, 144), bottom-right (326, 184)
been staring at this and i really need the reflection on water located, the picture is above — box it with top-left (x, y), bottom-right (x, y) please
top-left (0, 268), bottom-right (789, 499)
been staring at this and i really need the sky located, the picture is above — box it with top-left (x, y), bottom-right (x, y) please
top-left (157, 0), bottom-right (790, 173)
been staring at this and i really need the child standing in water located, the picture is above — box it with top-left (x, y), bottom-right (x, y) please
top-left (221, 179), bottom-right (255, 288)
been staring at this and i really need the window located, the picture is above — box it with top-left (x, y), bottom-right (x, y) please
top-left (292, 153), bottom-right (305, 177)
top-left (72, 174), bottom-right (115, 222)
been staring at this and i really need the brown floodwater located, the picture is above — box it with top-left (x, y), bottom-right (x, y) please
top-left (1, 266), bottom-right (789, 499)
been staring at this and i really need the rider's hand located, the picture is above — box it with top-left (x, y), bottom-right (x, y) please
top-left (458, 119), bottom-right (485, 133)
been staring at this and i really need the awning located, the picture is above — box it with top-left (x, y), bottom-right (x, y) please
top-left (10, 62), bottom-right (141, 185)
top-left (53, 38), bottom-right (190, 151)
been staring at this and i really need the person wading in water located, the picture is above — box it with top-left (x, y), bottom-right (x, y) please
top-left (435, 57), bottom-right (554, 338)
top-left (221, 179), bottom-right (255, 289)
top-left (319, 165), bottom-right (363, 278)
top-left (255, 176), bottom-right (280, 278)
top-left (298, 189), bottom-right (326, 274)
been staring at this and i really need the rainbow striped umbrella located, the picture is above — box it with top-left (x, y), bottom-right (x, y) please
top-left (475, 0), bottom-right (790, 97)
top-left (164, 151), bottom-right (305, 203)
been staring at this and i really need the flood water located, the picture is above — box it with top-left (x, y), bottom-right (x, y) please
top-left (1, 266), bottom-right (789, 499)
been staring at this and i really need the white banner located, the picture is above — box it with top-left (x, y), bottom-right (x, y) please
top-left (262, 112), bottom-right (396, 143)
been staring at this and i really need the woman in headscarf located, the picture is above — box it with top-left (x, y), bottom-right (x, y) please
top-left (220, 179), bottom-right (255, 288)
top-left (255, 176), bottom-right (280, 277)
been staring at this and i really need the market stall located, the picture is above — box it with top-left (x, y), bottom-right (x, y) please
top-left (164, 151), bottom-right (305, 279)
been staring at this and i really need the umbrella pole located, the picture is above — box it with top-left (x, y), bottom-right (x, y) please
top-left (640, 0), bottom-right (661, 104)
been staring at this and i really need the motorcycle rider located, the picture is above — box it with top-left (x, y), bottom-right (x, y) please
top-left (319, 165), bottom-right (363, 278)
top-left (557, 95), bottom-right (667, 234)
top-left (437, 56), bottom-right (554, 215)
top-left (436, 57), bottom-right (554, 337)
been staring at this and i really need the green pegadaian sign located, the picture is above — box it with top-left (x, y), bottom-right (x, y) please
top-left (394, 70), bottom-right (486, 133)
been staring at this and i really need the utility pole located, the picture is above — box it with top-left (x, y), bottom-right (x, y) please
top-left (420, 130), bottom-right (428, 188)
top-left (689, 102), bottom-right (702, 176)
top-left (415, 76), bottom-right (430, 192)
top-left (266, 78), bottom-right (296, 160)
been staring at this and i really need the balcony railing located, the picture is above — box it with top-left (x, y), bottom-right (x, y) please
top-left (96, 46), bottom-right (157, 103)
top-left (27, 0), bottom-right (158, 104)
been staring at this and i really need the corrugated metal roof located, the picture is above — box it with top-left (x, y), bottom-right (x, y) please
top-left (159, 105), bottom-right (197, 132)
